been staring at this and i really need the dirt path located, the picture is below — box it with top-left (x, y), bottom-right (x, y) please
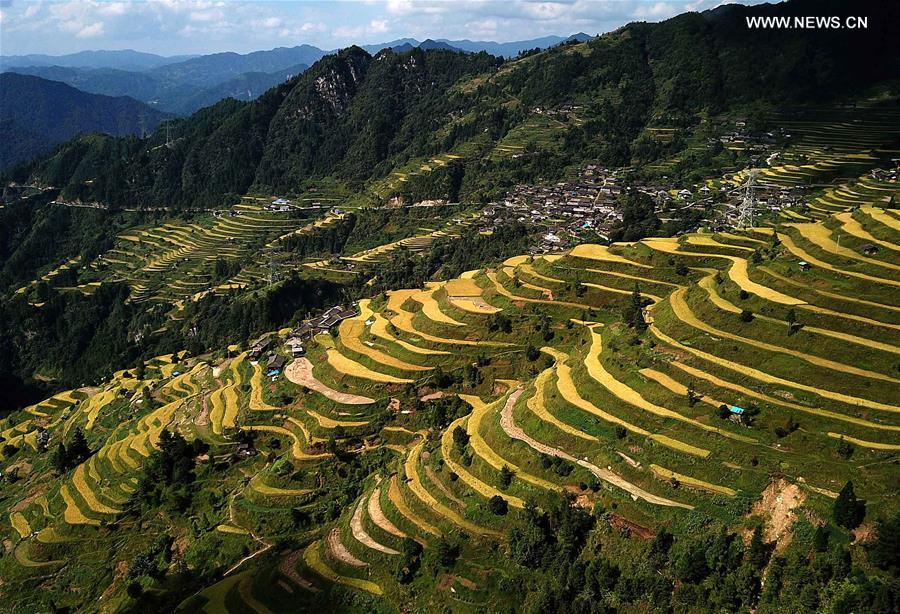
top-left (194, 393), bottom-right (210, 427)
top-left (284, 358), bottom-right (375, 404)
top-left (425, 464), bottom-right (465, 508)
top-left (326, 528), bottom-right (367, 567)
top-left (498, 387), bottom-right (693, 510)
top-left (350, 498), bottom-right (399, 555)
top-left (279, 550), bottom-right (319, 592)
top-left (367, 486), bottom-right (407, 538)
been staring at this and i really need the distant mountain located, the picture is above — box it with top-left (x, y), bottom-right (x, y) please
top-left (416, 39), bottom-right (465, 52)
top-left (361, 33), bottom-right (592, 57)
top-left (0, 73), bottom-right (166, 170)
top-left (359, 38), bottom-right (420, 55)
top-left (3, 63), bottom-right (308, 116)
top-left (12, 0), bottom-right (898, 209)
top-left (0, 49), bottom-right (195, 71)
top-left (146, 45), bottom-right (326, 88)
top-left (437, 33), bottom-right (593, 57)
top-left (1, 45), bottom-right (325, 115)
top-left (164, 64), bottom-right (309, 115)
top-left (3, 65), bottom-right (166, 102)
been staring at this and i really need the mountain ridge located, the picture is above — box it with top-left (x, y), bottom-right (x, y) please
top-left (6, 0), bottom-right (896, 208)
top-left (0, 73), bottom-right (167, 170)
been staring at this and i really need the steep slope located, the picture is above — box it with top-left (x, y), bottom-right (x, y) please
top-left (0, 73), bottom-right (167, 170)
top-left (1, 211), bottom-right (896, 611)
top-left (7, 0), bottom-right (897, 208)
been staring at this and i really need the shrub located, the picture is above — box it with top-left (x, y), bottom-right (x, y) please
top-left (452, 426), bottom-right (470, 453)
top-left (489, 495), bottom-right (509, 515)
top-left (833, 481), bottom-right (865, 530)
top-left (498, 465), bottom-right (515, 490)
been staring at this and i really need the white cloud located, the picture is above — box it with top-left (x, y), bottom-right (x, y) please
top-left (76, 21), bottom-right (105, 38)
top-left (190, 8), bottom-right (224, 22)
top-left (333, 24), bottom-right (365, 39)
top-left (464, 18), bottom-right (499, 37)
top-left (521, 2), bottom-right (569, 21)
top-left (332, 17), bottom-right (392, 41)
top-left (259, 16), bottom-right (282, 28)
top-left (23, 3), bottom-right (42, 19)
top-left (1, 0), bottom-right (764, 57)
top-left (98, 2), bottom-right (129, 17)
top-left (632, 2), bottom-right (678, 19)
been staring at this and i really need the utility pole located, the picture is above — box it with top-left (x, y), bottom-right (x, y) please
top-left (736, 169), bottom-right (758, 228)
top-left (263, 246), bottom-right (280, 284)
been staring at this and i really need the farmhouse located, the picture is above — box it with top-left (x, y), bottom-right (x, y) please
top-left (266, 354), bottom-right (287, 375)
top-left (291, 304), bottom-right (359, 341)
top-left (248, 337), bottom-right (273, 362)
top-left (286, 338), bottom-right (305, 357)
top-left (729, 405), bottom-right (750, 425)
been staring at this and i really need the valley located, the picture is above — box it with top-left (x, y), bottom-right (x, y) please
top-left (0, 0), bottom-right (898, 612)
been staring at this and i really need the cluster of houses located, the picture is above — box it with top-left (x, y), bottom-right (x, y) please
top-left (871, 165), bottom-right (900, 184)
top-left (483, 165), bottom-right (628, 248)
top-left (284, 304), bottom-right (359, 355)
top-left (531, 102), bottom-right (583, 118)
top-left (245, 304), bottom-right (358, 377)
top-left (247, 336), bottom-right (286, 376)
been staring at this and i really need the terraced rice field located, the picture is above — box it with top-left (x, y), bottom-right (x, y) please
top-left (4, 199), bottom-right (898, 610)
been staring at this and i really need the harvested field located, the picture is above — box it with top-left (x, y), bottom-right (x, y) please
top-left (651, 326), bottom-right (898, 413)
top-left (368, 486), bottom-right (406, 538)
top-left (585, 327), bottom-right (755, 443)
top-left (668, 288), bottom-right (897, 385)
top-left (350, 497), bottom-right (399, 555)
top-left (284, 358), bottom-right (375, 404)
top-left (405, 441), bottom-right (500, 537)
top-left (441, 416), bottom-right (525, 508)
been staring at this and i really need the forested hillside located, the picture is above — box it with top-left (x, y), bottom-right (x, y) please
top-left (7, 0), bottom-right (896, 208)
top-left (0, 74), bottom-right (167, 170)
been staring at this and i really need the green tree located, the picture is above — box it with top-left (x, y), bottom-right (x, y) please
top-left (868, 513), bottom-right (900, 572)
top-left (813, 525), bottom-right (830, 552)
top-left (435, 538), bottom-right (459, 568)
top-left (498, 465), bottom-right (515, 490)
top-left (833, 481), bottom-right (865, 530)
top-left (746, 525), bottom-right (768, 569)
top-left (67, 428), bottom-right (91, 465)
top-left (837, 437), bottom-right (854, 460)
top-left (488, 495), bottom-right (508, 515)
top-left (452, 426), bottom-right (470, 454)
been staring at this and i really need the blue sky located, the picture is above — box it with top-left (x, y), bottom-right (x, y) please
top-left (0, 0), bottom-right (760, 57)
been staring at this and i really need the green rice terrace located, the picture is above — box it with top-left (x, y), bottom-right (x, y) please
top-left (2, 200), bottom-right (898, 611)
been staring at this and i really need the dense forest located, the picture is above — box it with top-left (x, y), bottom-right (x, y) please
top-left (5, 0), bottom-right (896, 208)
top-left (0, 73), bottom-right (167, 170)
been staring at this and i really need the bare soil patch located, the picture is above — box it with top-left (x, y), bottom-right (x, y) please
top-left (751, 478), bottom-right (805, 550)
